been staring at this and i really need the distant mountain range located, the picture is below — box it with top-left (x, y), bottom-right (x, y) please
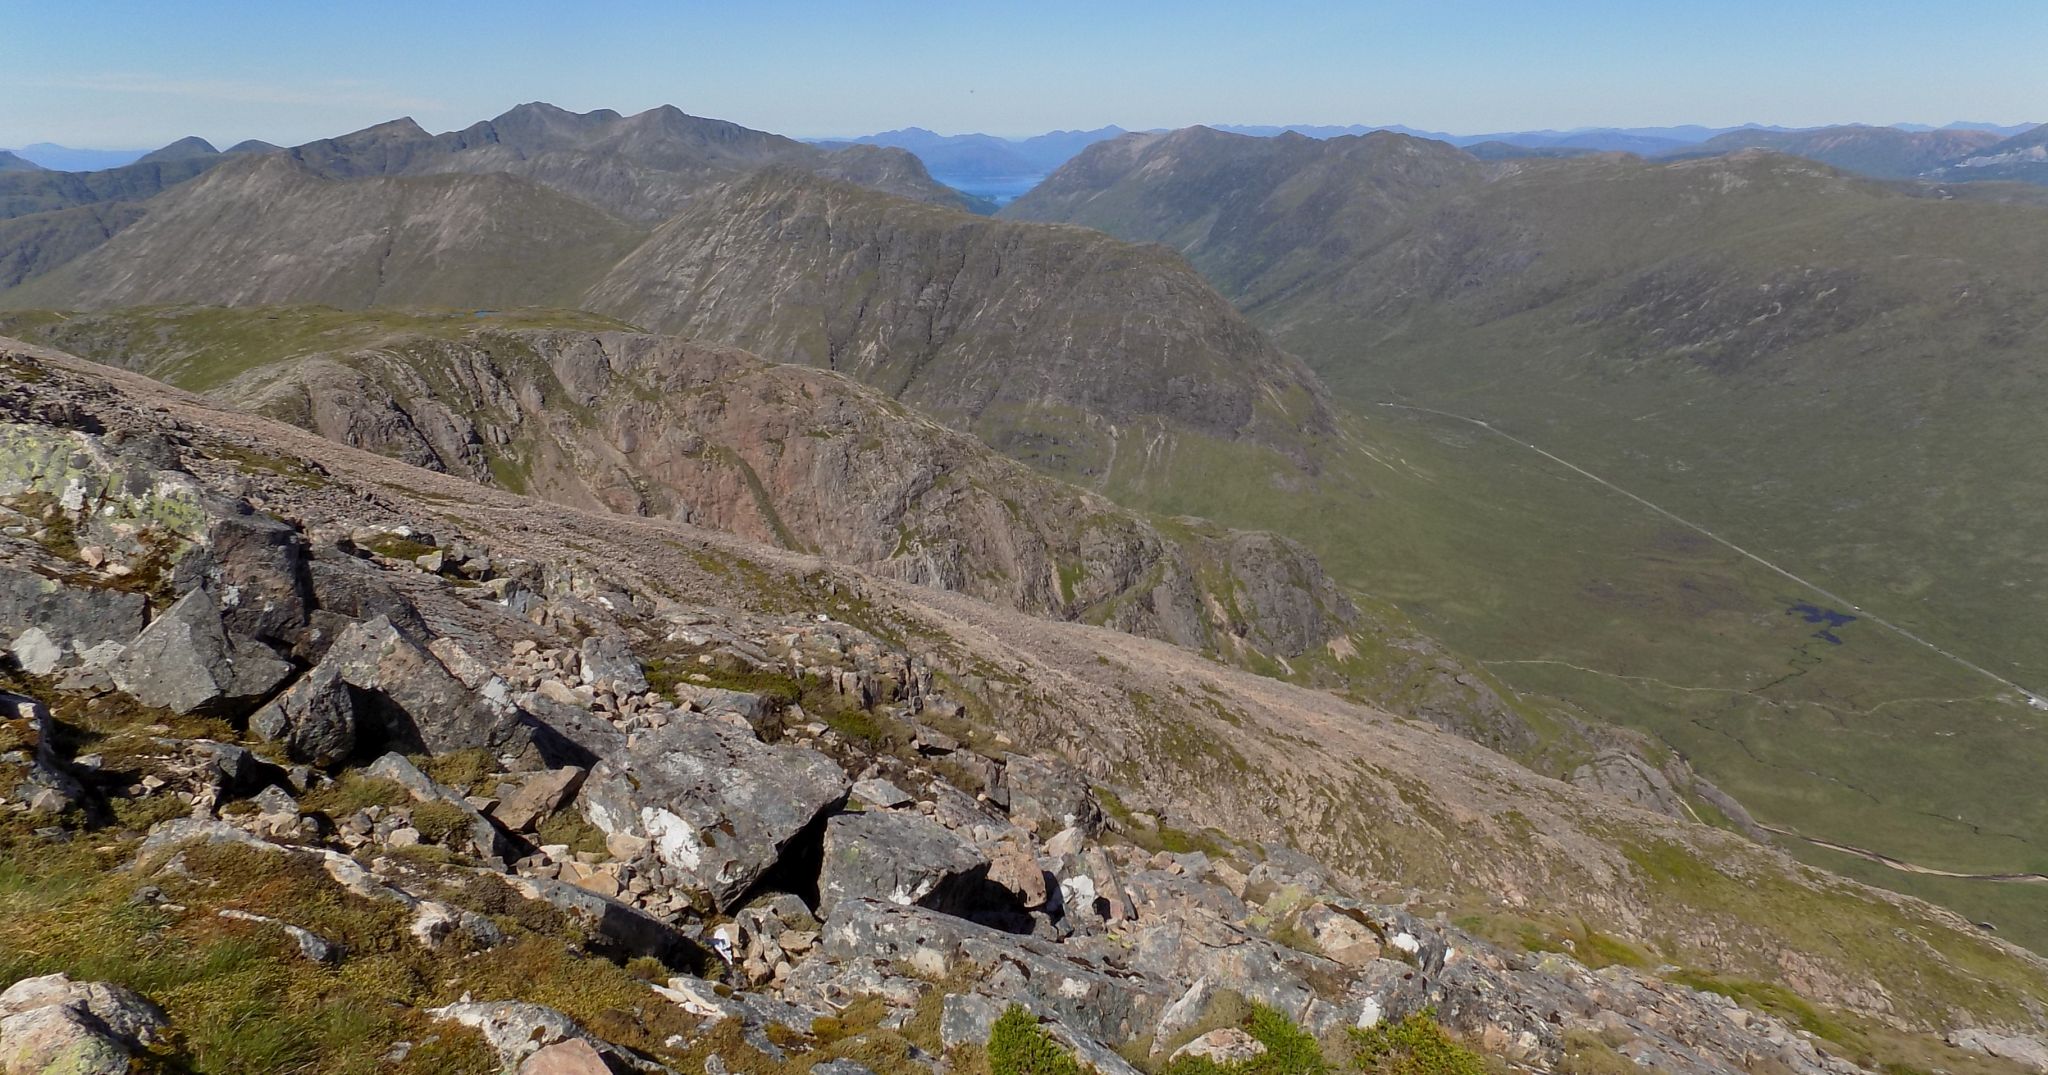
top-left (808, 120), bottom-right (2043, 186)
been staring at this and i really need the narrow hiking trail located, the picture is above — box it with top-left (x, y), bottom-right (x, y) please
top-left (1377, 401), bottom-right (2048, 709)
top-left (1758, 825), bottom-right (2048, 885)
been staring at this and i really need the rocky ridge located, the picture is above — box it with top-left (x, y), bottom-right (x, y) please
top-left (2, 342), bottom-right (2046, 1073)
top-left (210, 325), bottom-right (1359, 667)
top-left (4, 307), bottom-right (1554, 764)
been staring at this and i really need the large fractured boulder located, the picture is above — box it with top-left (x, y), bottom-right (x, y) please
top-left (580, 711), bottom-right (848, 912)
top-left (189, 509), bottom-right (315, 644)
top-left (108, 588), bottom-right (291, 715)
top-left (249, 659), bottom-right (358, 766)
top-left (817, 809), bottom-right (991, 918)
top-left (252, 615), bottom-right (529, 763)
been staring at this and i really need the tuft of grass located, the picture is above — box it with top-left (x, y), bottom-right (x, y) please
top-left (988, 1006), bottom-right (1085, 1075)
top-left (301, 771), bottom-right (410, 818)
top-left (1341, 1012), bottom-right (1487, 1075)
top-left (418, 749), bottom-right (497, 795)
top-left (536, 808), bottom-right (609, 858)
top-left (409, 801), bottom-right (472, 846)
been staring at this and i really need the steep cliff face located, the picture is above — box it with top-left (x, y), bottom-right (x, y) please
top-left (211, 326), bottom-right (1355, 665)
top-left (587, 167), bottom-right (1331, 467)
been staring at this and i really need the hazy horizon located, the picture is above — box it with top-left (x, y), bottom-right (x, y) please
top-left (8, 113), bottom-right (2041, 157)
top-left (6, 0), bottom-right (2044, 149)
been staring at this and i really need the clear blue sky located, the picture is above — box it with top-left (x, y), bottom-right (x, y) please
top-left (4, 0), bottom-right (2042, 148)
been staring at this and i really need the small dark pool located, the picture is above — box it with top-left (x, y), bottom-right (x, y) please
top-left (1788, 602), bottom-right (1856, 645)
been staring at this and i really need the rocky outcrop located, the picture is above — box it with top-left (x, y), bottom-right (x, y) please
top-left (201, 326), bottom-right (1361, 670)
top-left (1, 340), bottom-right (2042, 1075)
top-left (816, 809), bottom-right (991, 918)
top-left (252, 615), bottom-right (530, 763)
top-left (107, 587), bottom-right (292, 714)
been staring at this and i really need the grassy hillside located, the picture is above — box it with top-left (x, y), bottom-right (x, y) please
top-left (1009, 134), bottom-right (2048, 949)
top-left (1082, 401), bottom-right (2048, 953)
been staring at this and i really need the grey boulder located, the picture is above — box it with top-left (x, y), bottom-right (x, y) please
top-left (1002, 754), bottom-right (1103, 836)
top-left (0, 565), bottom-right (146, 675)
top-left (817, 809), bottom-right (990, 918)
top-left (109, 588), bottom-right (291, 716)
top-left (252, 615), bottom-right (529, 763)
top-left (0, 973), bottom-right (169, 1075)
top-left (578, 631), bottom-right (648, 695)
top-left (580, 710), bottom-right (848, 911)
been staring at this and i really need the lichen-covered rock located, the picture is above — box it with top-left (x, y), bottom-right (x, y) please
top-left (817, 809), bottom-right (990, 918)
top-left (0, 1003), bottom-right (130, 1075)
top-left (428, 999), bottom-right (588, 1072)
top-left (0, 973), bottom-right (168, 1075)
top-left (579, 710), bottom-right (848, 911)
